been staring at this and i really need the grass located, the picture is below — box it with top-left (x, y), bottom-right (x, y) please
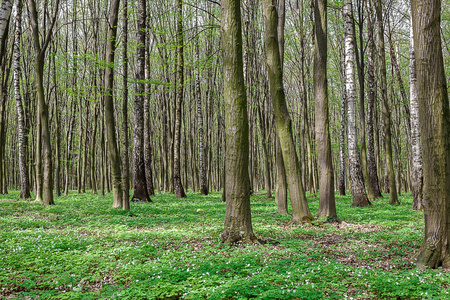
top-left (0, 190), bottom-right (449, 299)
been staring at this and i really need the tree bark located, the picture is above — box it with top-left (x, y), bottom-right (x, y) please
top-left (195, 8), bottom-right (208, 196)
top-left (314, 0), bottom-right (339, 222)
top-left (365, 0), bottom-right (382, 199)
top-left (338, 66), bottom-right (346, 196)
top-left (13, 0), bottom-right (31, 199)
top-left (220, 0), bottom-right (256, 243)
top-left (411, 0), bottom-right (450, 268)
top-left (173, 0), bottom-right (187, 198)
top-left (375, 0), bottom-right (398, 205)
top-left (132, 0), bottom-right (151, 203)
top-left (122, 0), bottom-right (130, 210)
top-left (103, 0), bottom-right (123, 208)
top-left (409, 17), bottom-right (423, 211)
top-left (27, 0), bottom-right (59, 206)
top-left (343, 0), bottom-right (370, 207)
top-left (263, 0), bottom-right (313, 224)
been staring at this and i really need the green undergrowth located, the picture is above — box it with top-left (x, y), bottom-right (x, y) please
top-left (0, 190), bottom-right (449, 299)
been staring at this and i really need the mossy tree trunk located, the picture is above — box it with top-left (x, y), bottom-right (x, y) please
top-left (411, 0), bottom-right (450, 269)
top-left (103, 0), bottom-right (123, 208)
top-left (263, 0), bottom-right (313, 224)
top-left (375, 0), bottom-right (399, 205)
top-left (220, 0), bottom-right (256, 243)
top-left (314, 0), bottom-right (339, 222)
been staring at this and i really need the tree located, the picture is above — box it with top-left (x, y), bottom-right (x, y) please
top-left (263, 0), bottom-right (313, 224)
top-left (409, 18), bottom-right (423, 211)
top-left (274, 0), bottom-right (288, 214)
top-left (343, 0), bottom-right (370, 207)
top-left (194, 7), bottom-right (208, 196)
top-left (314, 0), bottom-right (339, 222)
top-left (122, 0), bottom-right (130, 210)
top-left (13, 0), bottom-right (30, 199)
top-left (132, 0), bottom-right (151, 202)
top-left (103, 0), bottom-right (123, 208)
top-left (220, 0), bottom-right (256, 243)
top-left (365, 0), bottom-right (382, 199)
top-left (173, 0), bottom-right (187, 198)
top-left (375, 0), bottom-right (399, 205)
top-left (27, 0), bottom-right (60, 206)
top-left (411, 0), bottom-right (450, 268)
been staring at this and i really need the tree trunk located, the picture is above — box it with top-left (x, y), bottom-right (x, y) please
top-left (343, 0), bottom-right (370, 207)
top-left (411, 0), bottom-right (450, 268)
top-left (353, 1), bottom-right (375, 200)
top-left (375, 0), bottom-right (399, 205)
top-left (144, 28), bottom-right (155, 197)
top-left (173, 0), bottom-right (187, 198)
top-left (103, 0), bottom-right (123, 208)
top-left (132, 0), bottom-right (151, 203)
top-left (220, 0), bottom-right (256, 243)
top-left (27, 0), bottom-right (59, 206)
top-left (121, 0), bottom-right (130, 210)
top-left (365, 0), bottom-right (382, 199)
top-left (195, 9), bottom-right (208, 196)
top-left (409, 17), bottom-right (423, 211)
top-left (263, 0), bottom-right (313, 224)
top-left (314, 0), bottom-right (339, 222)
top-left (338, 79), bottom-right (347, 196)
top-left (13, 0), bottom-right (31, 199)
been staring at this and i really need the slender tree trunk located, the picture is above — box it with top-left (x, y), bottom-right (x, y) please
top-left (144, 28), bottom-right (155, 197)
top-left (353, 1), bottom-right (375, 200)
top-left (263, 0), bottom-right (313, 224)
top-left (121, 0), bottom-right (130, 210)
top-left (375, 0), bottom-right (398, 204)
top-left (409, 18), bottom-right (423, 211)
top-left (365, 0), bottom-right (382, 199)
top-left (103, 0), bottom-right (123, 208)
top-left (173, 0), bottom-right (187, 198)
top-left (343, 0), bottom-right (370, 207)
top-left (90, 102), bottom-right (98, 194)
top-left (274, 0), bottom-right (287, 209)
top-left (13, 0), bottom-right (31, 199)
top-left (411, 0), bottom-right (450, 268)
top-left (338, 81), bottom-right (346, 196)
top-left (132, 0), bottom-right (151, 202)
top-left (314, 0), bottom-right (339, 222)
top-left (27, 0), bottom-right (59, 206)
top-left (195, 9), bottom-right (208, 196)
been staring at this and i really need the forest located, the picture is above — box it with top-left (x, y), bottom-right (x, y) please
top-left (1, 0), bottom-right (450, 298)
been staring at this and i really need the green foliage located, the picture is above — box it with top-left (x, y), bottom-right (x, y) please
top-left (0, 191), bottom-right (448, 299)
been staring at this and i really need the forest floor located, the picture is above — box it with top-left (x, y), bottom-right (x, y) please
top-left (0, 189), bottom-right (449, 299)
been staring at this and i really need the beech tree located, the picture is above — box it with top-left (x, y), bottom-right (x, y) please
top-left (220, 0), bottom-right (256, 243)
top-left (132, 0), bottom-right (151, 202)
top-left (103, 0), bottom-right (123, 209)
top-left (375, 0), bottom-right (399, 205)
top-left (314, 0), bottom-right (339, 222)
top-left (263, 0), bottom-right (313, 224)
top-left (27, 0), bottom-right (60, 206)
top-left (411, 0), bottom-right (450, 269)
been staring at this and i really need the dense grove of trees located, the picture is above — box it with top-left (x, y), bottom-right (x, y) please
top-left (0, 0), bottom-right (449, 268)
